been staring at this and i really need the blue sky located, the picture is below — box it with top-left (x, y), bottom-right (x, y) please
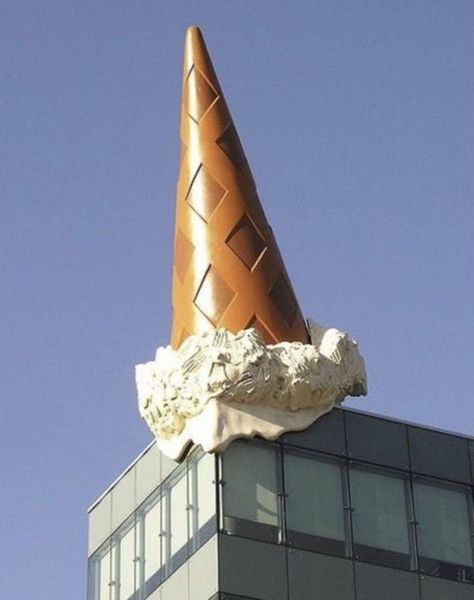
top-left (1, 2), bottom-right (473, 598)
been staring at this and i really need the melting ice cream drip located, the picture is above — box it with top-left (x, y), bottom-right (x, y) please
top-left (136, 320), bottom-right (366, 460)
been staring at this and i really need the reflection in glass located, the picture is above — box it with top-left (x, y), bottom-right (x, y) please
top-left (350, 466), bottom-right (411, 568)
top-left (222, 441), bottom-right (279, 541)
top-left (414, 479), bottom-right (474, 581)
top-left (98, 544), bottom-right (112, 600)
top-left (119, 523), bottom-right (135, 599)
top-left (88, 448), bottom-right (218, 600)
top-left (194, 452), bottom-right (216, 545)
top-left (169, 469), bottom-right (189, 567)
top-left (285, 450), bottom-right (346, 555)
top-left (144, 497), bottom-right (163, 589)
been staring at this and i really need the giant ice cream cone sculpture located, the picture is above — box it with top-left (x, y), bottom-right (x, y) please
top-left (136, 27), bottom-right (367, 461)
top-left (170, 26), bottom-right (309, 348)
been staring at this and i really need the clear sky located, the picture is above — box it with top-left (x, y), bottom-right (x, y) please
top-left (1, 2), bottom-right (473, 598)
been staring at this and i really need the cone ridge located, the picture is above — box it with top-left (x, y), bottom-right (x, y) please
top-left (170, 26), bottom-right (308, 348)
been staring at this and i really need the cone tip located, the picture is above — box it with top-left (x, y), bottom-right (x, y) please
top-left (185, 25), bottom-right (204, 45)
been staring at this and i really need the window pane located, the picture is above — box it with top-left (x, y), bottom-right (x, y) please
top-left (223, 441), bottom-right (278, 526)
top-left (414, 480), bottom-right (474, 574)
top-left (144, 497), bottom-right (163, 583)
top-left (195, 452), bottom-right (216, 532)
top-left (99, 546), bottom-right (111, 600)
top-left (119, 524), bottom-right (135, 600)
top-left (350, 466), bottom-right (410, 568)
top-left (285, 451), bottom-right (345, 554)
top-left (169, 469), bottom-right (189, 561)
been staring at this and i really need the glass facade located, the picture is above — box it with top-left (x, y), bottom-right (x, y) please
top-left (414, 477), bottom-right (474, 582)
top-left (284, 450), bottom-right (347, 555)
top-left (88, 450), bottom-right (216, 600)
top-left (88, 409), bottom-right (474, 600)
top-left (221, 440), bottom-right (279, 542)
top-left (349, 465), bottom-right (412, 569)
top-left (219, 437), bottom-right (474, 584)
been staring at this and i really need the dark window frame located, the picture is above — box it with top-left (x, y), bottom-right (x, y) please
top-left (219, 438), bottom-right (282, 544)
top-left (413, 475), bottom-right (474, 584)
top-left (283, 446), bottom-right (349, 558)
top-left (348, 461), bottom-right (415, 571)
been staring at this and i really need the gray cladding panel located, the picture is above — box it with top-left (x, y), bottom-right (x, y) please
top-left (346, 411), bottom-right (409, 469)
top-left (136, 443), bottom-right (161, 506)
top-left (160, 561), bottom-right (189, 600)
top-left (111, 464), bottom-right (136, 531)
top-left (88, 492), bottom-right (112, 556)
top-left (287, 548), bottom-right (355, 600)
top-left (283, 408), bottom-right (346, 455)
top-left (219, 535), bottom-right (287, 600)
top-left (354, 562), bottom-right (420, 600)
top-left (408, 427), bottom-right (471, 483)
top-left (189, 536), bottom-right (219, 600)
top-left (420, 575), bottom-right (474, 600)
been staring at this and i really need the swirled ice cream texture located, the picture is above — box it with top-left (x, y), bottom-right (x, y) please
top-left (136, 321), bottom-right (366, 459)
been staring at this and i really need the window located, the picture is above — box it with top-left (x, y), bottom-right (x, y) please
top-left (118, 521), bottom-right (136, 600)
top-left (143, 495), bottom-right (164, 595)
top-left (191, 452), bottom-right (216, 548)
top-left (222, 440), bottom-right (279, 542)
top-left (284, 450), bottom-right (347, 556)
top-left (414, 478), bottom-right (474, 582)
top-left (92, 541), bottom-right (117, 600)
top-left (168, 465), bottom-right (189, 572)
top-left (350, 465), bottom-right (412, 569)
top-left (99, 543), bottom-right (113, 600)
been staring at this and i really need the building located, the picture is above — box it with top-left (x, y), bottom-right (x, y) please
top-left (87, 24), bottom-right (473, 600)
top-left (87, 407), bottom-right (474, 600)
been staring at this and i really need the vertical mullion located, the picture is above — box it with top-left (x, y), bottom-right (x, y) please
top-left (467, 487), bottom-right (474, 570)
top-left (164, 487), bottom-right (171, 578)
top-left (191, 457), bottom-right (199, 551)
top-left (342, 460), bottom-right (354, 559)
top-left (112, 538), bottom-right (119, 600)
top-left (406, 474), bottom-right (419, 572)
top-left (216, 453), bottom-right (225, 533)
top-left (137, 512), bottom-right (145, 600)
top-left (186, 460), bottom-right (191, 558)
top-left (277, 444), bottom-right (287, 545)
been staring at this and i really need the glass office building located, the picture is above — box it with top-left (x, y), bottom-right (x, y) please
top-left (87, 408), bottom-right (474, 600)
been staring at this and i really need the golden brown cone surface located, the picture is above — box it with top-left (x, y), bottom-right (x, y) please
top-left (170, 26), bottom-right (308, 348)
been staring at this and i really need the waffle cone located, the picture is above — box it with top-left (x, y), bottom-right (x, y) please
top-left (170, 26), bottom-right (308, 348)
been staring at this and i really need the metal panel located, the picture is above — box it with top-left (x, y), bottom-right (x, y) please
top-left (219, 535), bottom-right (287, 600)
top-left (346, 412), bottom-right (409, 470)
top-left (160, 561), bottom-right (189, 600)
top-left (287, 548), bottom-right (355, 600)
top-left (161, 453), bottom-right (178, 484)
top-left (111, 464), bottom-right (136, 531)
top-left (354, 562), bottom-right (420, 600)
top-left (88, 492), bottom-right (112, 556)
top-left (189, 536), bottom-right (218, 600)
top-left (283, 407), bottom-right (346, 455)
top-left (147, 587), bottom-right (161, 600)
top-left (136, 443), bottom-right (161, 506)
top-left (408, 427), bottom-right (471, 483)
top-left (420, 575), bottom-right (474, 599)
top-left (219, 595), bottom-right (256, 599)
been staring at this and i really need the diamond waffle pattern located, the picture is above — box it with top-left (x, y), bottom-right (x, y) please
top-left (246, 316), bottom-right (278, 344)
top-left (216, 122), bottom-right (246, 170)
top-left (184, 66), bottom-right (218, 122)
top-left (170, 27), bottom-right (308, 348)
top-left (186, 164), bottom-right (227, 221)
top-left (226, 214), bottom-right (267, 270)
top-left (194, 266), bottom-right (236, 326)
top-left (269, 273), bottom-right (298, 326)
top-left (174, 229), bottom-right (194, 282)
